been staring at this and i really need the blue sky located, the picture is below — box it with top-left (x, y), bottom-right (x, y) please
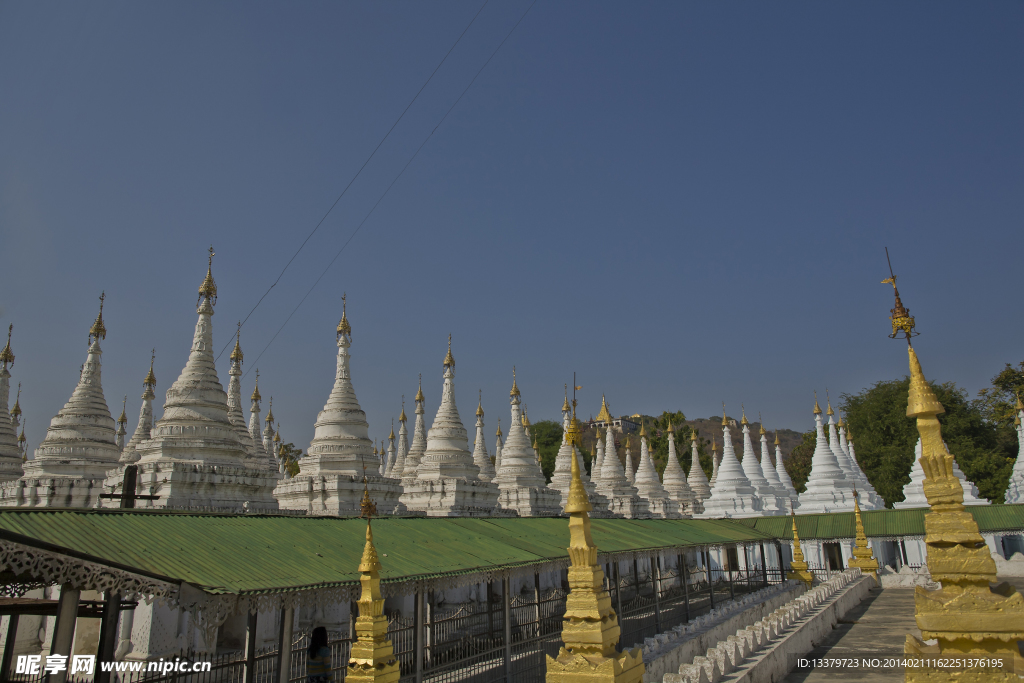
top-left (1, 1), bottom-right (1022, 453)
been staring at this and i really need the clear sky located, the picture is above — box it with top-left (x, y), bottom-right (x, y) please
top-left (1, 1), bottom-right (1022, 455)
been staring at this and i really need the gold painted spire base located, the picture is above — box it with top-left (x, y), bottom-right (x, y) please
top-left (345, 522), bottom-right (400, 683)
top-left (847, 495), bottom-right (879, 584)
top-left (546, 398), bottom-right (644, 683)
top-left (903, 347), bottom-right (1024, 682)
top-left (788, 512), bottom-right (815, 588)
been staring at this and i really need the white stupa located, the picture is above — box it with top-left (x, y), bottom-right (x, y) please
top-left (276, 299), bottom-right (399, 514)
top-left (125, 254), bottom-right (279, 511)
top-left (632, 424), bottom-right (682, 518)
top-left (493, 420), bottom-right (503, 473)
top-left (550, 392), bottom-right (611, 516)
top-left (401, 338), bottom-right (499, 516)
top-left (120, 355), bottom-right (158, 465)
top-left (838, 420), bottom-right (884, 509)
top-left (709, 436), bottom-right (721, 487)
top-left (685, 432), bottom-right (710, 514)
top-left (248, 374), bottom-right (270, 464)
top-left (758, 422), bottom-right (791, 511)
top-left (470, 397), bottom-right (495, 483)
top-left (595, 429), bottom-right (648, 518)
top-left (493, 372), bottom-right (561, 516)
top-left (383, 426), bottom-right (397, 477)
top-left (1, 297), bottom-right (121, 508)
top-left (738, 409), bottom-right (785, 515)
top-left (388, 403), bottom-right (409, 480)
top-left (661, 423), bottom-right (694, 517)
top-left (697, 409), bottom-right (763, 518)
top-left (1004, 399), bottom-right (1024, 504)
top-left (623, 437), bottom-right (636, 484)
top-left (773, 431), bottom-right (799, 502)
top-left (225, 329), bottom-right (259, 460)
top-left (399, 379), bottom-right (429, 488)
top-left (796, 395), bottom-right (854, 513)
top-left (896, 438), bottom-right (990, 508)
top-left (0, 326), bottom-right (24, 482)
top-left (594, 428), bottom-right (605, 475)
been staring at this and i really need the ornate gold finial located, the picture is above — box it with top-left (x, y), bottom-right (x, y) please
top-left (837, 413), bottom-right (845, 428)
top-left (415, 374), bottom-right (424, 403)
top-left (11, 384), bottom-right (21, 418)
top-left (510, 366), bottom-right (520, 398)
top-left (847, 488), bottom-right (879, 583)
top-left (89, 292), bottom-right (107, 344)
top-left (881, 248), bottom-right (916, 345)
top-left (274, 425), bottom-right (281, 444)
top-left (230, 322), bottom-right (243, 362)
top-left (17, 419), bottom-right (26, 447)
top-left (690, 429), bottom-right (697, 444)
top-left (711, 435), bottom-right (718, 452)
top-left (813, 391), bottom-right (822, 415)
top-left (389, 418), bottom-right (395, 441)
top-left (721, 402), bottom-right (728, 427)
top-left (399, 396), bottom-right (406, 422)
top-left (145, 350), bottom-right (157, 388)
top-left (846, 425), bottom-right (854, 443)
top-left (638, 420), bottom-right (646, 437)
top-left (476, 390), bottom-right (484, 417)
top-left (337, 293), bottom-right (351, 337)
top-left (522, 406), bottom-right (531, 429)
top-left (667, 420), bottom-right (674, 433)
top-left (825, 389), bottom-right (835, 416)
top-left (1015, 392), bottom-right (1023, 412)
top-left (788, 505), bottom-right (814, 588)
top-left (443, 334), bottom-right (454, 367)
top-left (346, 476), bottom-right (398, 682)
top-left (251, 370), bottom-right (261, 402)
top-left (198, 247), bottom-right (218, 306)
top-left (496, 417), bottom-right (502, 438)
top-left (595, 394), bottom-right (613, 424)
top-left (740, 405), bottom-right (748, 425)
top-left (562, 385), bottom-right (570, 413)
top-left (758, 412), bottom-right (766, 435)
top-left (118, 396), bottom-right (128, 425)
top-left (547, 375), bottom-right (644, 683)
top-left (0, 324), bottom-right (13, 368)
top-left (774, 430), bottom-right (780, 446)
top-left (265, 397), bottom-right (274, 424)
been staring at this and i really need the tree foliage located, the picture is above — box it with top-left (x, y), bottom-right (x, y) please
top-left (842, 376), bottom-right (1015, 507)
top-left (528, 420), bottom-right (564, 482)
top-left (280, 442), bottom-right (302, 478)
top-left (785, 431), bottom-right (815, 494)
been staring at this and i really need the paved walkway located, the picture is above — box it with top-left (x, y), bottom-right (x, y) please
top-left (781, 578), bottom-right (1024, 683)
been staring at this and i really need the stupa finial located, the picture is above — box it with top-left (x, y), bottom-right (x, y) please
top-left (510, 366), bottom-right (520, 397)
top-left (415, 374), bottom-right (424, 402)
top-left (399, 395), bottom-right (407, 422)
top-left (813, 390), bottom-right (822, 415)
top-left (337, 292), bottom-right (351, 337)
top-left (0, 324), bottom-right (13, 368)
top-left (881, 247), bottom-right (916, 345)
top-left (145, 349), bottom-right (157, 388)
top-left (198, 247), bottom-right (217, 307)
top-left (758, 412), bottom-right (766, 435)
top-left (89, 292), bottom-right (107, 344)
top-left (443, 333), bottom-right (454, 367)
top-left (11, 383), bottom-right (21, 418)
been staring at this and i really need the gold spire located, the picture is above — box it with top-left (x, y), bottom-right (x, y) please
top-left (562, 385), bottom-right (570, 413)
top-left (89, 293), bottom-right (107, 344)
top-left (638, 420), bottom-right (646, 437)
top-left (721, 403), bottom-right (728, 427)
top-left (274, 427), bottom-right (281, 444)
top-left (847, 489), bottom-right (879, 583)
top-left (230, 322), bottom-right (243, 362)
top-left (389, 419), bottom-right (395, 441)
top-left (399, 396), bottom-right (407, 422)
top-left (510, 366), bottom-right (520, 398)
top-left (595, 394), bottom-right (613, 424)
top-left (547, 379), bottom-right (644, 683)
top-left (0, 324), bottom-right (13, 367)
top-left (690, 429), bottom-right (697, 444)
top-left (813, 391), bottom-right (822, 415)
top-left (740, 405), bottom-right (748, 425)
top-left (265, 397), bottom-right (274, 424)
top-left (346, 483), bottom-right (398, 682)
top-left (522, 406), bottom-right (531, 429)
top-left (774, 430), bottom-right (780, 446)
top-left (197, 246), bottom-right (217, 306)
top-left (11, 384), bottom-right (21, 418)
top-left (251, 371), bottom-right (261, 402)
top-left (667, 420), bottom-right (674, 433)
top-left (145, 350), bottom-right (157, 388)
top-left (443, 334), bottom-right (454, 367)
top-left (337, 293), bottom-right (351, 337)
top-left (846, 425), bottom-right (854, 443)
top-left (118, 396), bottom-right (128, 425)
top-left (415, 375), bottom-right (424, 403)
top-left (825, 389), bottom-right (835, 416)
top-left (711, 435), bottom-right (718, 452)
top-left (476, 389), bottom-right (484, 417)
top-left (788, 506), bottom-right (814, 588)
top-left (881, 248), bottom-right (916, 344)
top-left (496, 417), bottom-right (502, 438)
top-left (1015, 393), bottom-right (1024, 412)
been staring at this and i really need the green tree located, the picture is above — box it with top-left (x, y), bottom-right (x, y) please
top-left (280, 442), bottom-right (302, 478)
top-left (528, 420), bottom-right (564, 482)
top-left (976, 361), bottom-right (1024, 460)
top-left (842, 377), bottom-right (1014, 507)
top-left (785, 431), bottom-right (815, 494)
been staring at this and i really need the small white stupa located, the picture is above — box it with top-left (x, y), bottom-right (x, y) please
top-left (698, 408), bottom-right (763, 519)
top-left (225, 327), bottom-right (259, 460)
top-left (661, 422), bottom-right (694, 517)
top-left (594, 428), bottom-right (605, 474)
top-left (493, 420), bottom-right (503, 473)
top-left (120, 354), bottom-right (158, 464)
top-left (796, 394), bottom-right (854, 513)
top-left (623, 436), bottom-right (636, 484)
top-left (896, 438), bottom-right (990, 508)
top-left (471, 394), bottom-right (495, 483)
top-left (388, 402), bottom-right (409, 480)
top-left (685, 431), bottom-right (711, 514)
top-left (1004, 398), bottom-right (1024, 504)
top-left (0, 326), bottom-right (24, 483)
top-left (838, 420), bottom-right (884, 509)
top-left (399, 378), bottom-right (429, 487)
top-left (738, 408), bottom-right (785, 515)
top-left (632, 423), bottom-right (682, 518)
top-left (401, 338), bottom-right (499, 516)
top-left (493, 371), bottom-right (561, 516)
top-left (758, 421), bottom-right (791, 510)
top-left (3, 296), bottom-right (121, 508)
top-left (549, 390), bottom-right (575, 501)
top-left (709, 436), bottom-right (721, 487)
top-left (773, 431), bottom-right (799, 502)
top-left (595, 428), bottom-right (648, 518)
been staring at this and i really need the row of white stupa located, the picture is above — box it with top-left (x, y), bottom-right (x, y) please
top-left (0, 253), bottom-right (1017, 515)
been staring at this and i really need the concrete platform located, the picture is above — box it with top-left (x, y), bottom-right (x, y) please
top-left (781, 578), bottom-right (1024, 683)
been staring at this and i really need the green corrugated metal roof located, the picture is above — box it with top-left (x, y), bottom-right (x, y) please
top-left (736, 504), bottom-right (1024, 540)
top-left (0, 510), bottom-right (775, 597)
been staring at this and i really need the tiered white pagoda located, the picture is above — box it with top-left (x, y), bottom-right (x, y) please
top-left (471, 397), bottom-right (495, 483)
top-left (492, 373), bottom-right (560, 516)
top-left (758, 423), bottom-right (792, 510)
top-left (697, 409), bottom-right (762, 518)
top-left (685, 432), bottom-right (710, 514)
top-left (387, 403), bottom-right (409, 480)
top-left (0, 326), bottom-right (24, 482)
top-left (1, 297), bottom-right (121, 507)
top-left (623, 437), bottom-right (636, 484)
top-left (550, 393), bottom-right (610, 516)
top-left (399, 339), bottom-right (499, 516)
top-left (795, 396), bottom-right (855, 513)
top-left (709, 436), bottom-right (721, 487)
top-left (895, 438), bottom-right (990, 508)
top-left (120, 355), bottom-right (157, 464)
top-left (276, 301), bottom-right (400, 514)
top-left (397, 378), bottom-right (428, 490)
top-left (595, 429), bottom-right (647, 518)
top-left (661, 423), bottom-right (695, 516)
top-left (632, 424), bottom-right (682, 518)
top-left (122, 253), bottom-right (279, 511)
top-left (772, 431), bottom-right (799, 501)
top-left (835, 418), bottom-right (884, 508)
top-left (1005, 398), bottom-right (1024, 504)
top-left (738, 410), bottom-right (785, 515)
